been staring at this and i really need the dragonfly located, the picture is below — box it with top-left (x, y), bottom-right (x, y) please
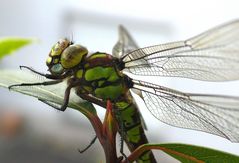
top-left (9, 19), bottom-right (239, 163)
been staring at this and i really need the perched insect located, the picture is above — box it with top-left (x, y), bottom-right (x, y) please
top-left (9, 20), bottom-right (239, 163)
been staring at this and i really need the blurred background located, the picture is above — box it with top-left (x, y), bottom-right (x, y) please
top-left (0, 0), bottom-right (239, 162)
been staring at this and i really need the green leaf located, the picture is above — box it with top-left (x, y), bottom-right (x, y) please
top-left (130, 143), bottom-right (239, 163)
top-left (158, 143), bottom-right (239, 163)
top-left (0, 38), bottom-right (35, 59)
top-left (0, 69), bottom-right (97, 115)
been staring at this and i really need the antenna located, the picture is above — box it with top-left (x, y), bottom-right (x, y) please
top-left (70, 30), bottom-right (74, 44)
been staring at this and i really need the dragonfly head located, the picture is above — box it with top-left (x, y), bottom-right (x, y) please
top-left (46, 38), bottom-right (88, 75)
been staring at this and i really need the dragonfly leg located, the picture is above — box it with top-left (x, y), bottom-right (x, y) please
top-left (19, 65), bottom-right (70, 79)
top-left (38, 80), bottom-right (77, 111)
top-left (78, 94), bottom-right (106, 108)
top-left (8, 80), bottom-right (63, 90)
top-left (56, 81), bottom-right (78, 111)
top-left (38, 97), bottom-right (68, 112)
top-left (78, 135), bottom-right (97, 153)
top-left (38, 99), bottom-right (61, 109)
top-left (120, 135), bottom-right (129, 162)
top-left (113, 108), bottom-right (129, 162)
top-left (117, 156), bottom-right (123, 163)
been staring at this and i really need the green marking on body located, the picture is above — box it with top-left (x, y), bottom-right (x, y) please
top-left (140, 151), bottom-right (151, 161)
top-left (85, 66), bottom-right (119, 82)
top-left (115, 101), bottom-right (129, 109)
top-left (53, 58), bottom-right (59, 64)
top-left (107, 70), bottom-right (119, 82)
top-left (46, 57), bottom-right (52, 65)
top-left (84, 63), bottom-right (90, 68)
top-left (120, 105), bottom-right (136, 127)
top-left (138, 157), bottom-right (151, 163)
top-left (83, 86), bottom-right (92, 92)
top-left (76, 69), bottom-right (83, 78)
top-left (89, 53), bottom-right (107, 59)
top-left (98, 80), bottom-right (105, 87)
top-left (126, 125), bottom-right (141, 143)
top-left (116, 101), bottom-right (142, 143)
top-left (95, 84), bottom-right (123, 100)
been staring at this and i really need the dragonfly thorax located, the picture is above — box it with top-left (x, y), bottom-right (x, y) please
top-left (74, 52), bottom-right (130, 101)
top-left (46, 38), bottom-right (88, 75)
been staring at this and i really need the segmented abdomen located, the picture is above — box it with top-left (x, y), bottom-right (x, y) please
top-left (115, 94), bottom-right (156, 163)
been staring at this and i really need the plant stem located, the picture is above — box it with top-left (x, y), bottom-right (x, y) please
top-left (83, 100), bottom-right (119, 163)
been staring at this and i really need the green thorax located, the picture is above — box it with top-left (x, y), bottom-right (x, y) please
top-left (75, 52), bottom-right (128, 101)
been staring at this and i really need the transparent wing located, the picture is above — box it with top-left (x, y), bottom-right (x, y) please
top-left (122, 20), bottom-right (239, 81)
top-left (112, 26), bottom-right (149, 129)
top-left (132, 79), bottom-right (239, 142)
top-left (112, 25), bottom-right (143, 61)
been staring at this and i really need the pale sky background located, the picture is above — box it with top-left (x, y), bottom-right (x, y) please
top-left (0, 0), bottom-right (239, 162)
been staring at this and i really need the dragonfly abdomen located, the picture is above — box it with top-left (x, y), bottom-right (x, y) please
top-left (115, 97), bottom-right (156, 163)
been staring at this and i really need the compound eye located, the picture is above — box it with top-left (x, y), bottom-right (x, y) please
top-left (50, 64), bottom-right (64, 74)
top-left (61, 45), bottom-right (88, 68)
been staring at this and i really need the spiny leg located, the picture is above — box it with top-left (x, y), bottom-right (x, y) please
top-left (119, 124), bottom-right (129, 162)
top-left (50, 80), bottom-right (78, 111)
top-left (8, 80), bottom-right (63, 90)
top-left (38, 99), bottom-right (62, 109)
top-left (57, 83), bottom-right (73, 111)
top-left (38, 80), bottom-right (77, 111)
top-left (78, 135), bottom-right (97, 153)
top-left (37, 86), bottom-right (69, 112)
top-left (75, 96), bottom-right (128, 159)
top-left (113, 108), bottom-right (128, 162)
top-left (19, 65), bottom-right (70, 79)
top-left (78, 94), bottom-right (106, 108)
top-left (19, 66), bottom-right (45, 76)
top-left (106, 100), bottom-right (128, 161)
